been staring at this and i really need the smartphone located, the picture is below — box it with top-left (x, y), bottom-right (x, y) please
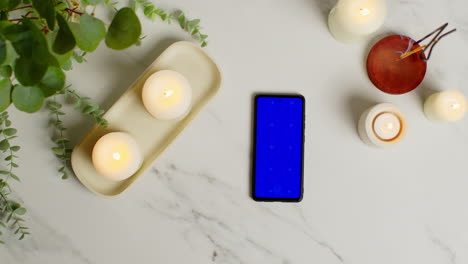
top-left (252, 94), bottom-right (305, 202)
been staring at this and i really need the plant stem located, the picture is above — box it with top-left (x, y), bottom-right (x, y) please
top-left (65, 8), bottom-right (83, 16)
top-left (54, 98), bottom-right (68, 165)
top-left (9, 17), bottom-right (39, 22)
top-left (1, 133), bottom-right (14, 183)
top-left (12, 5), bottom-right (32, 11)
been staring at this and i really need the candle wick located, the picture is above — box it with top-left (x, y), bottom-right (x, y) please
top-left (164, 90), bottom-right (174, 97)
top-left (451, 103), bottom-right (461, 109)
top-left (360, 8), bottom-right (370, 16)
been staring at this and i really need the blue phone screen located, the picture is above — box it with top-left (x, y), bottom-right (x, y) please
top-left (253, 96), bottom-right (304, 200)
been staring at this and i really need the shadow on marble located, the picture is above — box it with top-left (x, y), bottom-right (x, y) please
top-left (415, 84), bottom-right (439, 108)
top-left (308, 0), bottom-right (336, 26)
top-left (345, 94), bottom-right (378, 137)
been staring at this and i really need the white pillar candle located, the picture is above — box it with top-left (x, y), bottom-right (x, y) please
top-left (92, 132), bottom-right (143, 181)
top-left (424, 90), bottom-right (467, 122)
top-left (142, 70), bottom-right (192, 120)
top-left (358, 103), bottom-right (406, 148)
top-left (328, 0), bottom-right (387, 43)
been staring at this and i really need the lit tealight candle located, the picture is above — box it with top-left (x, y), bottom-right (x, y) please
top-left (424, 90), bottom-right (467, 122)
top-left (92, 132), bottom-right (143, 181)
top-left (142, 70), bottom-right (192, 120)
top-left (328, 0), bottom-right (387, 43)
top-left (358, 103), bottom-right (406, 148)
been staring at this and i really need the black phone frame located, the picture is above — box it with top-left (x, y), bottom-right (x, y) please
top-left (251, 94), bottom-right (305, 203)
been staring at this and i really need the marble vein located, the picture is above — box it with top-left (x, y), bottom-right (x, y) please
top-left (427, 228), bottom-right (457, 264)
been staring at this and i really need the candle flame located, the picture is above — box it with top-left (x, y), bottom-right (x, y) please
top-left (164, 90), bottom-right (174, 97)
top-left (112, 153), bottom-right (121, 160)
top-left (360, 8), bottom-right (370, 16)
top-left (385, 123), bottom-right (394, 130)
top-left (451, 103), bottom-right (461, 109)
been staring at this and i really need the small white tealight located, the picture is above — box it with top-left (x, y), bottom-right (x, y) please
top-left (424, 90), bottom-right (467, 122)
top-left (358, 103), bottom-right (406, 148)
top-left (142, 70), bottom-right (193, 120)
top-left (92, 132), bottom-right (143, 181)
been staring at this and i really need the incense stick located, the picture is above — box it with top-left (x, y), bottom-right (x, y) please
top-left (399, 23), bottom-right (456, 61)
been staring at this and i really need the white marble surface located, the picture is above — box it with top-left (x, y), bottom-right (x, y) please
top-left (2, 0), bottom-right (468, 263)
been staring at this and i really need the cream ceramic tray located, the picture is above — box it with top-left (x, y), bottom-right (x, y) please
top-left (71, 41), bottom-right (222, 197)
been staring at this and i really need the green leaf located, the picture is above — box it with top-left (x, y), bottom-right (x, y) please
top-left (32, 0), bottom-right (55, 30)
top-left (14, 56), bottom-right (48, 86)
top-left (22, 18), bottom-right (58, 66)
top-left (12, 85), bottom-right (45, 113)
top-left (2, 41), bottom-right (18, 67)
top-left (55, 137), bottom-right (69, 144)
top-left (0, 65), bottom-right (12, 78)
top-left (0, 0), bottom-right (20, 10)
top-left (39, 66), bottom-right (65, 97)
top-left (82, 0), bottom-right (106, 5)
top-left (0, 170), bottom-right (9, 175)
top-left (46, 32), bottom-right (73, 67)
top-left (143, 4), bottom-right (155, 17)
top-left (2, 23), bottom-right (33, 58)
top-left (0, 78), bottom-right (11, 112)
top-left (9, 173), bottom-right (19, 181)
top-left (53, 14), bottom-right (76, 54)
top-left (105, 8), bottom-right (142, 50)
top-left (14, 207), bottom-right (26, 215)
top-left (0, 37), bottom-right (7, 65)
top-left (61, 59), bottom-right (72, 71)
top-left (10, 146), bottom-right (20, 151)
top-left (0, 139), bottom-right (8, 151)
top-left (69, 14), bottom-right (106, 52)
top-left (3, 128), bottom-right (16, 136)
top-left (52, 147), bottom-right (65, 155)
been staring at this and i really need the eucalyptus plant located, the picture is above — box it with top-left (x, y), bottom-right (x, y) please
top-left (0, 0), bottom-right (207, 244)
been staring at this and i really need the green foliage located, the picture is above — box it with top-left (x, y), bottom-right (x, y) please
top-left (134, 0), bottom-right (208, 47)
top-left (0, 0), bottom-right (208, 245)
top-left (0, 111), bottom-right (29, 244)
top-left (0, 0), bottom-right (20, 11)
top-left (65, 87), bottom-right (108, 127)
top-left (32, 0), bottom-right (56, 30)
top-left (70, 14), bottom-right (106, 52)
top-left (14, 56), bottom-right (48, 86)
top-left (105, 7), bottom-right (141, 50)
top-left (39, 66), bottom-right (66, 97)
top-left (0, 0), bottom-right (207, 114)
top-left (46, 100), bottom-right (72, 180)
top-left (175, 13), bottom-right (208, 47)
top-left (0, 78), bottom-right (11, 112)
top-left (53, 14), bottom-right (76, 54)
top-left (12, 84), bottom-right (45, 113)
top-left (0, 37), bottom-right (7, 65)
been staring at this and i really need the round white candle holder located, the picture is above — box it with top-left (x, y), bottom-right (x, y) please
top-left (358, 103), bottom-right (406, 148)
top-left (424, 90), bottom-right (467, 122)
top-left (328, 0), bottom-right (387, 43)
top-left (142, 70), bottom-right (193, 121)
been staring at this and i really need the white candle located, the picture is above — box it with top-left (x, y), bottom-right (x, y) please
top-left (142, 70), bottom-right (192, 120)
top-left (92, 132), bottom-right (143, 181)
top-left (358, 103), bottom-right (406, 148)
top-left (424, 90), bottom-right (467, 122)
top-left (328, 0), bottom-right (387, 43)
